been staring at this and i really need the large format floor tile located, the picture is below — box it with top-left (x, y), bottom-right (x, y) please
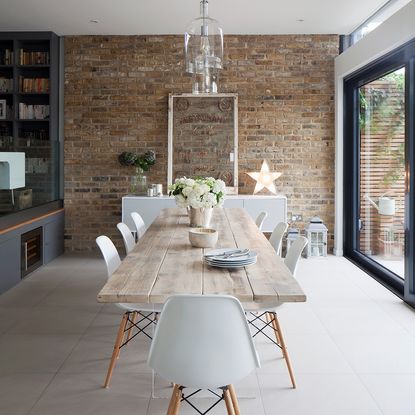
top-left (0, 373), bottom-right (54, 415)
top-left (256, 332), bottom-right (354, 374)
top-left (0, 333), bottom-right (81, 374)
top-left (330, 333), bottom-right (415, 374)
top-left (359, 373), bottom-right (415, 415)
top-left (28, 372), bottom-right (151, 415)
top-left (258, 373), bottom-right (383, 415)
top-left (60, 332), bottom-right (152, 374)
top-left (7, 304), bottom-right (102, 335)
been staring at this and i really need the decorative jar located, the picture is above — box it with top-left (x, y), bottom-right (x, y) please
top-left (131, 167), bottom-right (147, 195)
top-left (188, 207), bottom-right (213, 228)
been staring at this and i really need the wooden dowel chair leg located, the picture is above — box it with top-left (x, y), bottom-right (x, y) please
top-left (167, 384), bottom-right (180, 415)
top-left (224, 387), bottom-right (236, 415)
top-left (104, 312), bottom-right (129, 388)
top-left (228, 384), bottom-right (240, 415)
top-left (117, 312), bottom-right (132, 359)
top-left (126, 311), bottom-right (137, 344)
top-left (267, 312), bottom-right (281, 345)
top-left (270, 312), bottom-right (297, 389)
top-left (172, 385), bottom-right (182, 415)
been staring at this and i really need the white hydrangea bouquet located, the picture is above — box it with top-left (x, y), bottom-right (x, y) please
top-left (168, 177), bottom-right (226, 227)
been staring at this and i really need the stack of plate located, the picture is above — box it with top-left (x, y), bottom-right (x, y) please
top-left (204, 248), bottom-right (257, 269)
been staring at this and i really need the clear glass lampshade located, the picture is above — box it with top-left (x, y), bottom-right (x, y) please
top-left (184, 1), bottom-right (223, 93)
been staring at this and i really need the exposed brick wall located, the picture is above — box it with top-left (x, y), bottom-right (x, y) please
top-left (64, 35), bottom-right (338, 252)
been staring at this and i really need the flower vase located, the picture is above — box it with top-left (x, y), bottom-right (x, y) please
top-left (188, 207), bottom-right (213, 228)
top-left (131, 167), bottom-right (147, 195)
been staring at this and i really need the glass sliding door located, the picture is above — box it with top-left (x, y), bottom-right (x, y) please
top-left (358, 68), bottom-right (405, 278)
top-left (344, 39), bottom-right (415, 306)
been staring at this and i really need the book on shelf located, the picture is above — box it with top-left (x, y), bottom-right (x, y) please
top-left (19, 49), bottom-right (49, 65)
top-left (0, 122), bottom-right (12, 136)
top-left (19, 128), bottom-right (49, 140)
top-left (0, 77), bottom-right (13, 92)
top-left (0, 49), bottom-right (13, 65)
top-left (19, 76), bottom-right (49, 93)
top-left (18, 103), bottom-right (49, 120)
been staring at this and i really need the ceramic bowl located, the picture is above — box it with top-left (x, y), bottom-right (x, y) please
top-left (189, 228), bottom-right (218, 248)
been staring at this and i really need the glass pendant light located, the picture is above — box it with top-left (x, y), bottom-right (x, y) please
top-left (185, 0), bottom-right (223, 94)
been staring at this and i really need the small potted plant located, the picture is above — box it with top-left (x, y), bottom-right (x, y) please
top-left (169, 177), bottom-right (226, 227)
top-left (118, 150), bottom-right (156, 195)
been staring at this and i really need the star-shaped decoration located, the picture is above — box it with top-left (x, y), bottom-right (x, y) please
top-left (247, 160), bottom-right (282, 195)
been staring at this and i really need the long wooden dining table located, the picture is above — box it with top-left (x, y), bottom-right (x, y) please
top-left (97, 207), bottom-right (306, 307)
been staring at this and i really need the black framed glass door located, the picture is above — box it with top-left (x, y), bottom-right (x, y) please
top-left (344, 39), bottom-right (415, 306)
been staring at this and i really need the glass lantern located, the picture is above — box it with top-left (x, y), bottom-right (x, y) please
top-left (184, 0), bottom-right (223, 94)
top-left (305, 217), bottom-right (328, 258)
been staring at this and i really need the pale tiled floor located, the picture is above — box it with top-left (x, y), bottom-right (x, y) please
top-left (1, 254), bottom-right (415, 415)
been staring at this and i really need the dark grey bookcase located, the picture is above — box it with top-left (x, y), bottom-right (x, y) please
top-left (0, 32), bottom-right (63, 294)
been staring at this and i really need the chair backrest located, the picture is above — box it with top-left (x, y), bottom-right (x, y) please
top-left (130, 212), bottom-right (146, 240)
top-left (96, 235), bottom-right (121, 278)
top-left (255, 211), bottom-right (268, 231)
top-left (269, 222), bottom-right (288, 256)
top-left (148, 295), bottom-right (260, 390)
top-left (284, 236), bottom-right (308, 276)
top-left (117, 222), bottom-right (136, 255)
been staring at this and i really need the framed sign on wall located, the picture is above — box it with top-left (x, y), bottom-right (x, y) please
top-left (168, 93), bottom-right (238, 194)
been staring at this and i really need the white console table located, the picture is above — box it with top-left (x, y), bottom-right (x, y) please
top-left (122, 195), bottom-right (287, 233)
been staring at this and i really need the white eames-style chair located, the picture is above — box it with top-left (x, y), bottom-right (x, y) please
top-left (96, 235), bottom-right (160, 388)
top-left (284, 236), bottom-right (308, 277)
top-left (117, 222), bottom-right (136, 255)
top-left (130, 211), bottom-right (146, 241)
top-left (247, 235), bottom-right (308, 389)
top-left (148, 295), bottom-right (260, 415)
top-left (255, 211), bottom-right (268, 231)
top-left (269, 222), bottom-right (288, 256)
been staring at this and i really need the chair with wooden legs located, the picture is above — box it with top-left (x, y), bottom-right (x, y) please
top-left (130, 211), bottom-right (146, 241)
top-left (148, 295), bottom-right (260, 415)
top-left (117, 222), bottom-right (136, 255)
top-left (268, 221), bottom-right (288, 257)
top-left (96, 235), bottom-right (161, 388)
top-left (255, 211), bottom-right (268, 231)
top-left (246, 236), bottom-right (308, 389)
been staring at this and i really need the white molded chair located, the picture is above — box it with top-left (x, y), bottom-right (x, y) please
top-left (130, 211), bottom-right (146, 241)
top-left (255, 211), bottom-right (268, 231)
top-left (148, 295), bottom-right (260, 414)
top-left (284, 236), bottom-right (308, 277)
top-left (96, 235), bottom-right (160, 388)
top-left (269, 222), bottom-right (288, 256)
top-left (117, 222), bottom-right (136, 255)
top-left (246, 235), bottom-right (308, 389)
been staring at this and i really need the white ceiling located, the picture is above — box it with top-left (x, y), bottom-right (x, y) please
top-left (0, 0), bottom-right (397, 35)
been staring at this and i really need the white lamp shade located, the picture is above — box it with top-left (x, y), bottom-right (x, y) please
top-left (0, 152), bottom-right (25, 189)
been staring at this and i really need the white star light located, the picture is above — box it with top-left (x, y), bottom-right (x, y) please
top-left (247, 160), bottom-right (282, 195)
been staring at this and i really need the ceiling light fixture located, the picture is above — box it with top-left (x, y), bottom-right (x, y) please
top-left (185, 0), bottom-right (223, 94)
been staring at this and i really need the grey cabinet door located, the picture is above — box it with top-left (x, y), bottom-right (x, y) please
top-left (0, 237), bottom-right (21, 293)
top-left (43, 215), bottom-right (64, 264)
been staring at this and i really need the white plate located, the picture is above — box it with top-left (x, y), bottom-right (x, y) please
top-left (204, 249), bottom-right (257, 262)
top-left (204, 248), bottom-right (248, 257)
top-left (206, 258), bottom-right (257, 266)
top-left (204, 257), bottom-right (257, 268)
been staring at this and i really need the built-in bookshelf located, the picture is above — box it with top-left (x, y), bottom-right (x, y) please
top-left (0, 32), bottom-right (60, 216)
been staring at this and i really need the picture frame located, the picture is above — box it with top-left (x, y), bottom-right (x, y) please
top-left (168, 93), bottom-right (239, 195)
top-left (0, 99), bottom-right (6, 120)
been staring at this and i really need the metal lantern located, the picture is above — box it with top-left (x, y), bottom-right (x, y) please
top-left (305, 216), bottom-right (328, 258)
top-left (286, 228), bottom-right (300, 251)
top-left (185, 0), bottom-right (223, 94)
